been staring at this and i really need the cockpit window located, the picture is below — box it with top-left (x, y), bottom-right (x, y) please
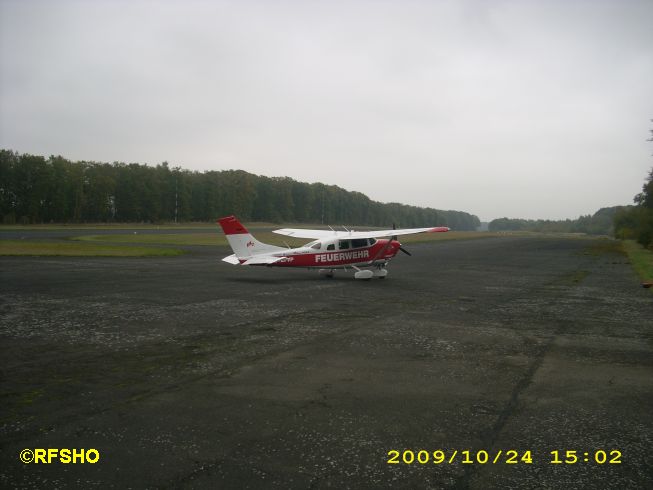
top-left (369, 238), bottom-right (377, 246)
top-left (310, 242), bottom-right (321, 250)
top-left (351, 238), bottom-right (368, 248)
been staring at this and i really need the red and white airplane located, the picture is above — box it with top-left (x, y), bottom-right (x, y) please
top-left (218, 215), bottom-right (449, 279)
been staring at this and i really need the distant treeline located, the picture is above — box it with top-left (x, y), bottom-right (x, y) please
top-left (488, 206), bottom-right (624, 235)
top-left (0, 150), bottom-right (480, 229)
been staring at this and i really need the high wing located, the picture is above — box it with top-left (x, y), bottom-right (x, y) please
top-left (273, 226), bottom-right (449, 240)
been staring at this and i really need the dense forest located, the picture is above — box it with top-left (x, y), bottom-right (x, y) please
top-left (488, 206), bottom-right (624, 235)
top-left (0, 150), bottom-right (480, 230)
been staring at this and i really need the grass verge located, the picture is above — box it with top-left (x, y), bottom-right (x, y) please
top-left (0, 240), bottom-right (184, 257)
top-left (401, 231), bottom-right (504, 243)
top-left (0, 224), bottom-right (214, 231)
top-left (71, 232), bottom-right (306, 247)
top-left (0, 221), bottom-right (286, 231)
top-left (621, 240), bottom-right (653, 283)
top-left (73, 233), bottom-right (228, 246)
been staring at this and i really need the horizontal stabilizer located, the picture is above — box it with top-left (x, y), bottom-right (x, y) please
top-left (222, 254), bottom-right (240, 264)
top-left (241, 256), bottom-right (285, 266)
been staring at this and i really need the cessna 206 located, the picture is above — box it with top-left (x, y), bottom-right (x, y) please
top-left (218, 215), bottom-right (449, 280)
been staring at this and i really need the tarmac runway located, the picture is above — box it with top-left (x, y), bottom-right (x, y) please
top-left (1, 235), bottom-right (652, 488)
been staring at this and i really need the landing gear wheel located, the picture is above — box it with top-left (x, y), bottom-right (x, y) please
top-left (373, 268), bottom-right (388, 279)
top-left (354, 270), bottom-right (374, 280)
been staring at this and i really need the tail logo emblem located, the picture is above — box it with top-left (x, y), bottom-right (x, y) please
top-left (246, 241), bottom-right (255, 248)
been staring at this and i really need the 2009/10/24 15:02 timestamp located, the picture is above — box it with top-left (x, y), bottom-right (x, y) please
top-left (386, 449), bottom-right (622, 465)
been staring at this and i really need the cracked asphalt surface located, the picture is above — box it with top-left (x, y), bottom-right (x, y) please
top-left (1, 235), bottom-right (652, 488)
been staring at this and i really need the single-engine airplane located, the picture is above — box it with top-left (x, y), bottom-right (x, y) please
top-left (218, 215), bottom-right (449, 280)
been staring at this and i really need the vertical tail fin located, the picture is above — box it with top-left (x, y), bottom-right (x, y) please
top-left (217, 216), bottom-right (285, 260)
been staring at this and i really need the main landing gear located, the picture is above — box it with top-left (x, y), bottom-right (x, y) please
top-left (354, 270), bottom-right (374, 280)
top-left (352, 264), bottom-right (388, 280)
top-left (373, 267), bottom-right (388, 279)
top-left (319, 265), bottom-right (389, 280)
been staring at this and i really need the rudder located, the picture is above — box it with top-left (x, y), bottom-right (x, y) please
top-left (217, 216), bottom-right (285, 259)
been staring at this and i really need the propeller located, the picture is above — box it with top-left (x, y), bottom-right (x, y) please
top-left (392, 223), bottom-right (412, 256)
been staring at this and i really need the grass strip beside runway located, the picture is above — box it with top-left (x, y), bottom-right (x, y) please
top-left (0, 240), bottom-right (184, 257)
top-left (73, 233), bottom-right (229, 246)
top-left (621, 240), bottom-right (653, 285)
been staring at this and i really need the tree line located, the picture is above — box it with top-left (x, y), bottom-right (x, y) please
top-left (613, 123), bottom-right (653, 248)
top-left (614, 167), bottom-right (653, 248)
top-left (488, 206), bottom-right (624, 235)
top-left (0, 150), bottom-right (480, 230)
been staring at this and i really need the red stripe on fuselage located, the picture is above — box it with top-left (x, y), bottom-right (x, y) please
top-left (273, 239), bottom-right (399, 268)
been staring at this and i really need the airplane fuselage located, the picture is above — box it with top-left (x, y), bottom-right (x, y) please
top-left (239, 238), bottom-right (400, 269)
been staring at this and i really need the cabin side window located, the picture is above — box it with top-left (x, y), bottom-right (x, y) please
top-left (338, 240), bottom-right (350, 250)
top-left (351, 238), bottom-right (368, 248)
top-left (327, 244), bottom-right (335, 251)
top-left (310, 243), bottom-right (321, 250)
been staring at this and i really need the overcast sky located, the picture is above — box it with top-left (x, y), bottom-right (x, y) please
top-left (1, 0), bottom-right (652, 221)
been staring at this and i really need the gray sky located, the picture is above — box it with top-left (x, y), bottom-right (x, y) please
top-left (1, 0), bottom-right (652, 222)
